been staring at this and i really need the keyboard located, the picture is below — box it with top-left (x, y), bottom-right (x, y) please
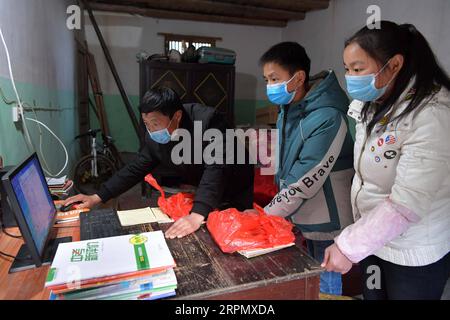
top-left (80, 208), bottom-right (156, 241)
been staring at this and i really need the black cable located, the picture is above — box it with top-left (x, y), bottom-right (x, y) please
top-left (0, 246), bottom-right (32, 261)
top-left (0, 221), bottom-right (26, 261)
top-left (0, 250), bottom-right (18, 260)
top-left (1, 225), bottom-right (22, 238)
top-left (0, 250), bottom-right (31, 261)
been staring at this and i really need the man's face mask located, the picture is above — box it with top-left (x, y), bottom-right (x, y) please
top-left (345, 59), bottom-right (394, 102)
top-left (147, 117), bottom-right (174, 144)
top-left (266, 74), bottom-right (298, 105)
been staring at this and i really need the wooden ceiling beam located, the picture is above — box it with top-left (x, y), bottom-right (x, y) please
top-left (89, 0), bottom-right (305, 21)
top-left (213, 0), bottom-right (330, 12)
top-left (87, 2), bottom-right (288, 27)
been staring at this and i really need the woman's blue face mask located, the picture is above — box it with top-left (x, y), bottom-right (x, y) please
top-left (147, 117), bottom-right (173, 144)
top-left (345, 59), bottom-right (394, 102)
top-left (266, 74), bottom-right (297, 105)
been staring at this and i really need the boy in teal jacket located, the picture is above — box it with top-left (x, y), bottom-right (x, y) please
top-left (260, 42), bottom-right (354, 295)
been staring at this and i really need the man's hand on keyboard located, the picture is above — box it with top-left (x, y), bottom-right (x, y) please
top-left (64, 194), bottom-right (102, 209)
top-left (165, 212), bottom-right (205, 239)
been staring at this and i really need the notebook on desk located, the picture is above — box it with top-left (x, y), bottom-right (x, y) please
top-left (117, 207), bottom-right (173, 226)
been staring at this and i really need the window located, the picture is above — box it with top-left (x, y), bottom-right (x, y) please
top-left (158, 33), bottom-right (221, 54)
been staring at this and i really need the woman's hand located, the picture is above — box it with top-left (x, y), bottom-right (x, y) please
top-left (321, 243), bottom-right (353, 274)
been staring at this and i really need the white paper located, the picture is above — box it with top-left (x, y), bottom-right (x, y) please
top-left (117, 207), bottom-right (173, 227)
top-left (46, 175), bottom-right (67, 186)
top-left (238, 243), bottom-right (295, 258)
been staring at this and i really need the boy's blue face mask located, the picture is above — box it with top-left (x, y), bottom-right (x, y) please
top-left (345, 59), bottom-right (393, 102)
top-left (266, 74), bottom-right (297, 105)
top-left (147, 117), bottom-right (174, 144)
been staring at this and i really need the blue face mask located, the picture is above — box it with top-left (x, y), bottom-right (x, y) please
top-left (266, 74), bottom-right (297, 105)
top-left (345, 60), bottom-right (393, 102)
top-left (147, 118), bottom-right (173, 144)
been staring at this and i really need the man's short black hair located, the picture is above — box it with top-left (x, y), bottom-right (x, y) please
top-left (260, 42), bottom-right (311, 82)
top-left (138, 86), bottom-right (183, 117)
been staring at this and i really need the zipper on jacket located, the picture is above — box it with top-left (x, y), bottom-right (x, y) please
top-left (279, 104), bottom-right (290, 172)
top-left (354, 126), bottom-right (369, 218)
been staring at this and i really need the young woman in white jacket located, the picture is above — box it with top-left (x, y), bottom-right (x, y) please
top-left (322, 21), bottom-right (450, 299)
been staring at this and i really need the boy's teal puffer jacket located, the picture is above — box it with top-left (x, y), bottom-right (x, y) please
top-left (264, 70), bottom-right (355, 240)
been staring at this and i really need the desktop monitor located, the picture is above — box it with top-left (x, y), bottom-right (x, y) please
top-left (1, 153), bottom-right (71, 272)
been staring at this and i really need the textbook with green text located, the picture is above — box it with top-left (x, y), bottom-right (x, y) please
top-left (45, 231), bottom-right (176, 289)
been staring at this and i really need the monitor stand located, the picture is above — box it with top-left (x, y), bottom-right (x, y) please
top-left (9, 236), bottom-right (72, 273)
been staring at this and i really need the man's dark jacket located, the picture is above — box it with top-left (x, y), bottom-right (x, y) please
top-left (97, 103), bottom-right (254, 217)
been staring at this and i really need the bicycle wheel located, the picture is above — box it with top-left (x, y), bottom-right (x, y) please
top-left (73, 154), bottom-right (116, 195)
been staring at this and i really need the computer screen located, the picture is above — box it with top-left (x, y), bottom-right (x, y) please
top-left (9, 154), bottom-right (56, 256)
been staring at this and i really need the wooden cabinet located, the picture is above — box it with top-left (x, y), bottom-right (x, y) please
top-left (139, 60), bottom-right (235, 125)
top-left (138, 61), bottom-right (236, 192)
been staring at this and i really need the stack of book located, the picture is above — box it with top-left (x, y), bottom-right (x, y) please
top-left (46, 175), bottom-right (73, 197)
top-left (45, 231), bottom-right (177, 300)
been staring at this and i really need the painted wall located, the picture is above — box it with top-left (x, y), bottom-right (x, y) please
top-left (281, 0), bottom-right (450, 138)
top-left (85, 12), bottom-right (283, 152)
top-left (0, 0), bottom-right (78, 176)
top-left (86, 1), bottom-right (450, 151)
top-left (282, 0), bottom-right (450, 91)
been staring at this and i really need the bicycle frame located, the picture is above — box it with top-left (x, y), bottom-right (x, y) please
top-left (91, 135), bottom-right (98, 178)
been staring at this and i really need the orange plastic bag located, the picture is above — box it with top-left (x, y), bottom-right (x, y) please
top-left (206, 203), bottom-right (295, 253)
top-left (144, 174), bottom-right (193, 221)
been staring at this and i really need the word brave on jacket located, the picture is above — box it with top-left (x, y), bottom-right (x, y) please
top-left (268, 155), bottom-right (335, 207)
top-left (302, 155), bottom-right (335, 187)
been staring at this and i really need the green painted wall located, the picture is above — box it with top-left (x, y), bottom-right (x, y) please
top-left (234, 99), bottom-right (271, 126)
top-left (88, 94), bottom-right (141, 153)
top-left (0, 76), bottom-right (78, 175)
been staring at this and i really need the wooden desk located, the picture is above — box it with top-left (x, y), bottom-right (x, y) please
top-left (0, 220), bottom-right (322, 300)
top-left (0, 222), bottom-right (80, 300)
top-left (158, 224), bottom-right (322, 300)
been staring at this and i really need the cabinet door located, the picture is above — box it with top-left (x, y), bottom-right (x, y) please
top-left (141, 64), bottom-right (189, 102)
top-left (140, 62), bottom-right (235, 125)
top-left (191, 68), bottom-right (234, 124)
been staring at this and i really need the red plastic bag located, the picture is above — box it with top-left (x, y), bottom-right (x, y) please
top-left (253, 168), bottom-right (278, 207)
top-left (206, 203), bottom-right (295, 253)
top-left (144, 174), bottom-right (193, 221)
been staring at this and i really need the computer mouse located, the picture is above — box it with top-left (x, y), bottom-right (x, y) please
top-left (59, 201), bottom-right (83, 212)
